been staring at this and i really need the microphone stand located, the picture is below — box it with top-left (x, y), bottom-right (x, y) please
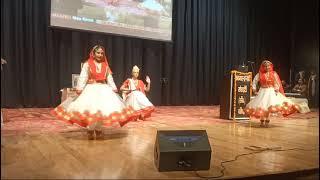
top-left (247, 60), bottom-right (256, 76)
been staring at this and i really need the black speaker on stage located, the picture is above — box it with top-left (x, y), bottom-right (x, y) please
top-left (154, 130), bottom-right (212, 172)
top-left (220, 74), bottom-right (231, 119)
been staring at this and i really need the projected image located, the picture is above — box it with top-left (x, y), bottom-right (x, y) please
top-left (51, 0), bottom-right (172, 41)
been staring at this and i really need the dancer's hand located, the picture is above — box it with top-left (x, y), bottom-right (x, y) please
top-left (121, 88), bottom-right (130, 92)
top-left (113, 89), bottom-right (118, 93)
top-left (76, 90), bottom-right (82, 95)
top-left (252, 89), bottom-right (257, 95)
top-left (146, 76), bottom-right (151, 84)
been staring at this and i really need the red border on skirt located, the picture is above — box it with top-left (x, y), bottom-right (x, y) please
top-left (244, 102), bottom-right (300, 118)
top-left (51, 106), bottom-right (139, 127)
top-left (131, 106), bottom-right (155, 120)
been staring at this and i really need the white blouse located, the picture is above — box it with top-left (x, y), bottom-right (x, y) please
top-left (252, 72), bottom-right (280, 91)
top-left (76, 62), bottom-right (117, 91)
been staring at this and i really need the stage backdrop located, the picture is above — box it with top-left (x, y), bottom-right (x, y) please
top-left (1, 0), bottom-right (318, 107)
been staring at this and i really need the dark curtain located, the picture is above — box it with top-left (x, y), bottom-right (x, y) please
top-left (1, 0), bottom-right (318, 107)
top-left (167, 0), bottom-right (292, 105)
top-left (289, 0), bottom-right (319, 106)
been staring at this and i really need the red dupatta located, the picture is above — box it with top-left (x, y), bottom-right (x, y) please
top-left (87, 46), bottom-right (112, 81)
top-left (259, 60), bottom-right (285, 95)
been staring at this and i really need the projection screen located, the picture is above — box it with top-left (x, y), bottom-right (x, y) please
top-left (50, 0), bottom-right (172, 41)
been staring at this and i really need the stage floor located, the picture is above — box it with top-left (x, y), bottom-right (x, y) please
top-left (1, 106), bottom-right (319, 179)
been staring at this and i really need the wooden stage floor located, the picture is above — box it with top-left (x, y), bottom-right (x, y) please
top-left (1, 106), bottom-right (319, 179)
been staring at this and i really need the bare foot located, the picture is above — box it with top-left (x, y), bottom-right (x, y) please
top-left (87, 130), bottom-right (94, 140)
top-left (95, 130), bottom-right (103, 139)
top-left (265, 120), bottom-right (270, 128)
top-left (260, 120), bottom-right (265, 127)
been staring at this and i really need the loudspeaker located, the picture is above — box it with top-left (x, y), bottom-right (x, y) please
top-left (219, 74), bottom-right (231, 119)
top-left (154, 130), bottom-right (212, 172)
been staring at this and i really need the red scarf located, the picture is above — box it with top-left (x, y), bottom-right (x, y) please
top-left (87, 46), bottom-right (112, 81)
top-left (136, 80), bottom-right (146, 94)
top-left (259, 61), bottom-right (285, 95)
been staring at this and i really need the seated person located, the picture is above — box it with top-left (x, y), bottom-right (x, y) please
top-left (281, 80), bottom-right (291, 93)
top-left (120, 65), bottom-right (155, 120)
top-left (295, 70), bottom-right (306, 84)
top-left (292, 78), bottom-right (307, 98)
top-left (308, 69), bottom-right (318, 108)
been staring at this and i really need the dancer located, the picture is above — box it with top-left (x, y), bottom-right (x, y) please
top-left (52, 45), bottom-right (135, 140)
top-left (120, 65), bottom-right (154, 120)
top-left (245, 60), bottom-right (300, 127)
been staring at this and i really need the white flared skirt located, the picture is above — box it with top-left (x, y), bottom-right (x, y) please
top-left (125, 91), bottom-right (155, 119)
top-left (52, 84), bottom-right (136, 127)
top-left (245, 87), bottom-right (300, 118)
top-left (246, 88), bottom-right (293, 110)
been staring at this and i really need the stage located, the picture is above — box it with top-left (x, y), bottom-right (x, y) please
top-left (1, 106), bottom-right (319, 179)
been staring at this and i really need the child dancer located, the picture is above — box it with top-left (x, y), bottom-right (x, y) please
top-left (52, 45), bottom-right (135, 139)
top-left (120, 65), bottom-right (154, 120)
top-left (245, 60), bottom-right (299, 127)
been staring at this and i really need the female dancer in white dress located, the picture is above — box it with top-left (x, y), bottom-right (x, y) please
top-left (120, 66), bottom-right (155, 120)
top-left (52, 45), bottom-right (136, 139)
top-left (244, 60), bottom-right (300, 127)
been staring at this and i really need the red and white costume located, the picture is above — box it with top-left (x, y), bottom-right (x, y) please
top-left (122, 77), bottom-right (154, 120)
top-left (245, 61), bottom-right (300, 118)
top-left (52, 47), bottom-right (135, 128)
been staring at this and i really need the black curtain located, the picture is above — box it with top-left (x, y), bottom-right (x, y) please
top-left (1, 0), bottom-right (318, 108)
top-left (289, 0), bottom-right (319, 106)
